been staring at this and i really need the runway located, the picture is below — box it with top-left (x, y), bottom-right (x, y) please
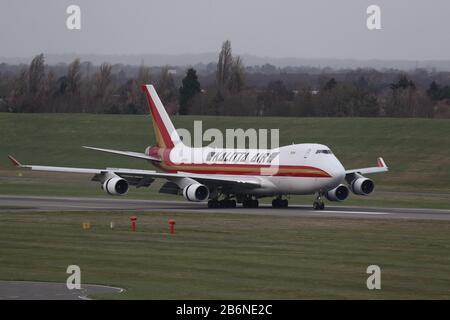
top-left (0, 195), bottom-right (449, 220)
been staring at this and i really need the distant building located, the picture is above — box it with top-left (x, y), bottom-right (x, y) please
top-left (293, 89), bottom-right (319, 96)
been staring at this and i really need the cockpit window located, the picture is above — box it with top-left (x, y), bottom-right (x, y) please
top-left (316, 149), bottom-right (333, 154)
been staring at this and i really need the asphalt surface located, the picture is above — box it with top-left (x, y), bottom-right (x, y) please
top-left (0, 281), bottom-right (124, 300)
top-left (1, 195), bottom-right (449, 220)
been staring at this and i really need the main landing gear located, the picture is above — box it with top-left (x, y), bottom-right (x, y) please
top-left (272, 196), bottom-right (288, 208)
top-left (313, 193), bottom-right (325, 210)
top-left (208, 198), bottom-right (237, 208)
top-left (242, 198), bottom-right (259, 208)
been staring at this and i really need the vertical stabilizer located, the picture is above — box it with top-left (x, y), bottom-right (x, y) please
top-left (141, 84), bottom-right (181, 148)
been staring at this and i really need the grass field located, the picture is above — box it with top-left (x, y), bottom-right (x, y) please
top-left (0, 113), bottom-right (449, 208)
top-left (1, 114), bottom-right (449, 299)
top-left (0, 210), bottom-right (449, 299)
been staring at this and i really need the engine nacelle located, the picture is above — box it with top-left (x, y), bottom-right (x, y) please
top-left (182, 184), bottom-right (209, 202)
top-left (102, 177), bottom-right (129, 196)
top-left (351, 177), bottom-right (375, 195)
top-left (325, 184), bottom-right (350, 202)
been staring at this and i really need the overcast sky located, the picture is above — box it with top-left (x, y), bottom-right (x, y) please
top-left (1, 0), bottom-right (449, 60)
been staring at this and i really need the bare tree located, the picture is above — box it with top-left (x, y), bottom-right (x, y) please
top-left (134, 63), bottom-right (152, 112)
top-left (96, 63), bottom-right (112, 94)
top-left (80, 61), bottom-right (93, 112)
top-left (228, 56), bottom-right (245, 93)
top-left (42, 69), bottom-right (57, 112)
top-left (65, 59), bottom-right (82, 112)
top-left (24, 53), bottom-right (46, 112)
top-left (93, 63), bottom-right (113, 112)
top-left (10, 68), bottom-right (28, 112)
top-left (216, 40), bottom-right (233, 92)
top-left (157, 66), bottom-right (176, 104)
top-left (67, 59), bottom-right (82, 96)
top-left (28, 53), bottom-right (45, 95)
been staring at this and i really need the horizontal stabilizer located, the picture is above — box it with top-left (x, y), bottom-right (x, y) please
top-left (8, 155), bottom-right (23, 167)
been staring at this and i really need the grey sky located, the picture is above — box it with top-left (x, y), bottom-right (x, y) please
top-left (1, 0), bottom-right (449, 60)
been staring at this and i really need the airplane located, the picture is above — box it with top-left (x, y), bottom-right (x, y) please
top-left (8, 84), bottom-right (388, 210)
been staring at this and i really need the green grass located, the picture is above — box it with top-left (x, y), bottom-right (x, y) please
top-left (0, 114), bottom-right (449, 208)
top-left (0, 210), bottom-right (449, 299)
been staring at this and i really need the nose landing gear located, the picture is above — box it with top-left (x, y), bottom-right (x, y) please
top-left (313, 193), bottom-right (325, 210)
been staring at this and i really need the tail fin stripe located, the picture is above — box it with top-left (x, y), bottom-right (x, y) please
top-left (141, 85), bottom-right (179, 148)
top-left (377, 157), bottom-right (387, 168)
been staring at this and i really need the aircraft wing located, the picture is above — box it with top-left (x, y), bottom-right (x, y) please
top-left (82, 146), bottom-right (160, 162)
top-left (7, 155), bottom-right (261, 189)
top-left (345, 157), bottom-right (388, 175)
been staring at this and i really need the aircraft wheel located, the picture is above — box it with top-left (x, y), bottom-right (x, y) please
top-left (220, 199), bottom-right (236, 208)
top-left (273, 198), bottom-right (288, 208)
top-left (243, 199), bottom-right (258, 208)
top-left (313, 201), bottom-right (325, 210)
top-left (272, 199), bottom-right (279, 208)
top-left (208, 200), bottom-right (220, 208)
top-left (313, 201), bottom-right (320, 210)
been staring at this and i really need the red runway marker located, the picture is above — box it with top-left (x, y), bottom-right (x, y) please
top-left (130, 215), bottom-right (137, 232)
top-left (168, 219), bottom-right (176, 234)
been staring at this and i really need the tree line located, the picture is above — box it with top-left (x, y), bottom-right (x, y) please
top-left (0, 41), bottom-right (449, 118)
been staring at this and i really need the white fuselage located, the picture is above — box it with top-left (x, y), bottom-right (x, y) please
top-left (154, 143), bottom-right (346, 196)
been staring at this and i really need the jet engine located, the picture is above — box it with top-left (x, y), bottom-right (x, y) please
top-left (182, 184), bottom-right (209, 202)
top-left (350, 177), bottom-right (375, 195)
top-left (102, 177), bottom-right (129, 196)
top-left (325, 184), bottom-right (349, 202)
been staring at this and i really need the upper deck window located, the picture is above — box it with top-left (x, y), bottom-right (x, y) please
top-left (316, 149), bottom-right (333, 154)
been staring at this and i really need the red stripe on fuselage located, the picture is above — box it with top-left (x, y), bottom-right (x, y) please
top-left (150, 147), bottom-right (331, 178)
